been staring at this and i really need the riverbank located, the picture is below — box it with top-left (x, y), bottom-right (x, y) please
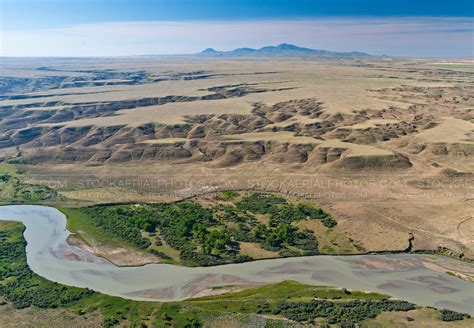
top-left (1, 220), bottom-right (472, 327)
top-left (0, 204), bottom-right (473, 316)
top-left (66, 222), bottom-right (474, 285)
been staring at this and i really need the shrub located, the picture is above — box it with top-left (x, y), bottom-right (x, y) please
top-left (236, 193), bottom-right (286, 214)
top-left (441, 309), bottom-right (470, 321)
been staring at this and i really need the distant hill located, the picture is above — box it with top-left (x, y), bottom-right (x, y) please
top-left (197, 43), bottom-right (372, 58)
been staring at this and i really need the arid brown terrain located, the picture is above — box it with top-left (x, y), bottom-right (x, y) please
top-left (1, 56), bottom-right (473, 258)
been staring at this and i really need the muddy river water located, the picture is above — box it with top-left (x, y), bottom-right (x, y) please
top-left (1, 205), bottom-right (472, 314)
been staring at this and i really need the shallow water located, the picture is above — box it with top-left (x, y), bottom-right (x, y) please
top-left (1, 205), bottom-right (473, 314)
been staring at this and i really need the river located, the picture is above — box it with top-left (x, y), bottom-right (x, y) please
top-left (0, 205), bottom-right (472, 314)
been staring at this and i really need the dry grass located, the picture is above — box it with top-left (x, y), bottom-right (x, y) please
top-left (0, 304), bottom-right (102, 328)
top-left (60, 187), bottom-right (146, 203)
top-left (415, 117), bottom-right (474, 144)
top-left (238, 242), bottom-right (279, 259)
top-left (221, 131), bottom-right (320, 144)
top-left (318, 139), bottom-right (393, 156)
top-left (265, 115), bottom-right (323, 128)
top-left (4, 58), bottom-right (459, 127)
top-left (45, 98), bottom-right (253, 127)
top-left (342, 118), bottom-right (400, 129)
top-left (148, 234), bottom-right (181, 263)
top-left (295, 219), bottom-right (364, 254)
top-left (141, 138), bottom-right (189, 144)
top-left (364, 308), bottom-right (474, 327)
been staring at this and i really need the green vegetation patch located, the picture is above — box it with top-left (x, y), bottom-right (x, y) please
top-left (180, 281), bottom-right (416, 326)
top-left (236, 193), bottom-right (337, 228)
top-left (0, 164), bottom-right (60, 204)
top-left (215, 191), bottom-right (239, 201)
top-left (440, 309), bottom-right (471, 322)
top-left (0, 221), bottom-right (93, 309)
top-left (65, 193), bottom-right (338, 266)
top-left (0, 222), bottom-right (471, 327)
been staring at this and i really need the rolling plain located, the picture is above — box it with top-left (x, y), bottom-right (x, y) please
top-left (0, 55), bottom-right (473, 326)
top-left (1, 56), bottom-right (472, 259)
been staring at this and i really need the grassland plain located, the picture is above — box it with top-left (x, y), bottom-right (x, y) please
top-left (1, 221), bottom-right (472, 327)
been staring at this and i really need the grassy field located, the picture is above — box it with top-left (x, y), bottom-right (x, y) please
top-left (0, 164), bottom-right (60, 204)
top-left (62, 207), bottom-right (124, 247)
top-left (295, 219), bottom-right (365, 254)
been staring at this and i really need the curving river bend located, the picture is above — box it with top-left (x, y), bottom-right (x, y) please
top-left (1, 205), bottom-right (473, 314)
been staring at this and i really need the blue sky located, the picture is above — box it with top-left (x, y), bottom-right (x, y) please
top-left (1, 0), bottom-right (473, 57)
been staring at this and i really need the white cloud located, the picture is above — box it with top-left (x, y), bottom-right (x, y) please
top-left (1, 17), bottom-right (473, 57)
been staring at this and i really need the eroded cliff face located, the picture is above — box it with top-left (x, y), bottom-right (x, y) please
top-left (2, 98), bottom-right (418, 171)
